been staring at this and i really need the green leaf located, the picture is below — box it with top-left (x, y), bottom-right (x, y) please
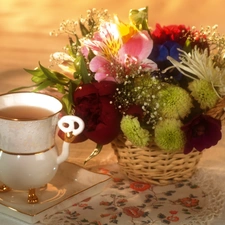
top-left (79, 20), bottom-right (90, 37)
top-left (24, 67), bottom-right (43, 76)
top-left (71, 76), bottom-right (83, 86)
top-left (68, 82), bottom-right (75, 103)
top-left (54, 71), bottom-right (71, 84)
top-left (61, 93), bottom-right (73, 114)
top-left (88, 49), bottom-right (95, 62)
top-left (74, 55), bottom-right (92, 84)
top-left (24, 67), bottom-right (48, 84)
top-left (88, 17), bottom-right (95, 30)
top-left (62, 81), bottom-right (78, 113)
top-left (67, 37), bottom-right (80, 57)
top-left (129, 7), bottom-right (149, 31)
top-left (33, 80), bottom-right (54, 92)
top-left (183, 39), bottom-right (192, 53)
top-left (8, 84), bottom-right (39, 93)
top-left (55, 83), bottom-right (66, 93)
top-left (39, 63), bottom-right (69, 85)
top-left (31, 74), bottom-right (47, 84)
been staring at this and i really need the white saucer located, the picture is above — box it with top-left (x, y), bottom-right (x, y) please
top-left (0, 162), bottom-right (111, 224)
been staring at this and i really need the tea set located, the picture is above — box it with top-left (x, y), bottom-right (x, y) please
top-left (0, 92), bottom-right (85, 203)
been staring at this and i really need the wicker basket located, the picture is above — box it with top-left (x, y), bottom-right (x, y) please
top-left (111, 97), bottom-right (225, 185)
top-left (111, 136), bottom-right (201, 185)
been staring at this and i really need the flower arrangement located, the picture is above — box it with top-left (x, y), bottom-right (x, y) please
top-left (23, 7), bottom-right (225, 163)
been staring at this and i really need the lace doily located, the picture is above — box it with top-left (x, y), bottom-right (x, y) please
top-left (40, 166), bottom-right (225, 225)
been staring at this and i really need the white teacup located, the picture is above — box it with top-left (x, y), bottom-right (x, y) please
top-left (0, 92), bottom-right (84, 203)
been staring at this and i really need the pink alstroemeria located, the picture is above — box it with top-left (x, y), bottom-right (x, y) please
top-left (84, 22), bottom-right (157, 82)
top-left (89, 56), bottom-right (118, 82)
top-left (83, 22), bottom-right (121, 57)
top-left (118, 30), bottom-right (157, 70)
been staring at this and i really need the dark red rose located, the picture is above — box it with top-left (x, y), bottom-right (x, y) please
top-left (181, 115), bottom-right (222, 154)
top-left (124, 105), bottom-right (144, 120)
top-left (59, 81), bottom-right (121, 145)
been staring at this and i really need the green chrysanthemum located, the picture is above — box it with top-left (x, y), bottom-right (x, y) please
top-left (188, 79), bottom-right (219, 109)
top-left (120, 115), bottom-right (151, 147)
top-left (154, 119), bottom-right (186, 153)
top-left (156, 85), bottom-right (193, 119)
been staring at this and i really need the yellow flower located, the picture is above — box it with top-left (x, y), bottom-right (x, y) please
top-left (114, 15), bottom-right (137, 43)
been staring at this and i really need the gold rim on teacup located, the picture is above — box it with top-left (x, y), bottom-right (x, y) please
top-left (0, 144), bottom-right (55, 155)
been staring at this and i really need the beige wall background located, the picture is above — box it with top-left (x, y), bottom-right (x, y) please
top-left (1, 0), bottom-right (225, 91)
top-left (2, 0), bottom-right (225, 33)
top-left (1, 0), bottom-right (225, 168)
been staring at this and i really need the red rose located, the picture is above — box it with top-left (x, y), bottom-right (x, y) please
top-left (151, 23), bottom-right (190, 46)
top-left (123, 206), bottom-right (145, 218)
top-left (59, 81), bottom-right (121, 145)
top-left (151, 23), bottom-right (209, 52)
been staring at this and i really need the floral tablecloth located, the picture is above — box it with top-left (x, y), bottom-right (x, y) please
top-left (41, 164), bottom-right (225, 225)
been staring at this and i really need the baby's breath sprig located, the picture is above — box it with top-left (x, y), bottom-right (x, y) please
top-left (115, 72), bottom-right (164, 127)
top-left (192, 25), bottom-right (225, 68)
top-left (50, 8), bottom-right (110, 38)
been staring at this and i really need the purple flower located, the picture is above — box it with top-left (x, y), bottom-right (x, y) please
top-left (181, 115), bottom-right (222, 154)
top-left (148, 40), bottom-right (182, 80)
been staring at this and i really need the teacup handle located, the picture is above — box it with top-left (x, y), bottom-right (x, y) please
top-left (57, 115), bottom-right (85, 164)
top-left (58, 115), bottom-right (85, 137)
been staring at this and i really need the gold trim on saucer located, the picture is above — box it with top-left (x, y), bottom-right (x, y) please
top-left (0, 144), bottom-right (55, 155)
top-left (28, 188), bottom-right (39, 204)
top-left (0, 184), bottom-right (11, 192)
top-left (0, 161), bottom-right (112, 221)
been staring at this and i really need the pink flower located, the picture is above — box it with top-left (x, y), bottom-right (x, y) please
top-left (118, 30), bottom-right (156, 68)
top-left (84, 22), bottom-right (157, 83)
top-left (89, 56), bottom-right (118, 82)
top-left (83, 22), bottom-right (121, 57)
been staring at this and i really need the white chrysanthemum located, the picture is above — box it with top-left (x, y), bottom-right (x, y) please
top-left (166, 47), bottom-right (225, 97)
